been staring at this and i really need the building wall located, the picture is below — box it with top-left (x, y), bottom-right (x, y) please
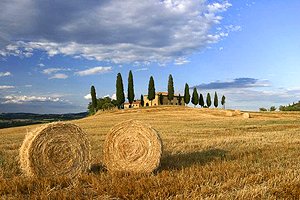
top-left (143, 94), bottom-right (184, 106)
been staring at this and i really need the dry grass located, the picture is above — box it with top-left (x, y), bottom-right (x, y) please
top-left (0, 106), bottom-right (300, 199)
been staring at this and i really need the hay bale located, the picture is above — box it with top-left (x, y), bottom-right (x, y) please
top-left (19, 122), bottom-right (91, 178)
top-left (226, 111), bottom-right (233, 117)
top-left (243, 113), bottom-right (250, 118)
top-left (234, 110), bottom-right (241, 115)
top-left (103, 120), bottom-right (162, 173)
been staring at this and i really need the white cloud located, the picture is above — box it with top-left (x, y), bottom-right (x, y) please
top-left (25, 84), bottom-right (32, 87)
top-left (38, 63), bottom-right (45, 67)
top-left (135, 68), bottom-right (148, 72)
top-left (111, 93), bottom-right (116, 100)
top-left (0, 71), bottom-right (12, 77)
top-left (84, 94), bottom-right (91, 100)
top-left (0, 85), bottom-right (15, 89)
top-left (0, 1), bottom-right (232, 64)
top-left (174, 57), bottom-right (190, 65)
top-left (1, 95), bottom-right (62, 104)
top-left (42, 68), bottom-right (63, 74)
top-left (75, 66), bottom-right (112, 76)
top-left (49, 73), bottom-right (68, 79)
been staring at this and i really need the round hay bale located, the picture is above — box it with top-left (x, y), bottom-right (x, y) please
top-left (19, 122), bottom-right (91, 178)
top-left (243, 113), bottom-right (250, 118)
top-left (226, 111), bottom-right (233, 117)
top-left (103, 120), bottom-right (162, 173)
top-left (234, 110), bottom-right (241, 115)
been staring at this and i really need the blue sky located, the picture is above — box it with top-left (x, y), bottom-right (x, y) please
top-left (0, 0), bottom-right (300, 113)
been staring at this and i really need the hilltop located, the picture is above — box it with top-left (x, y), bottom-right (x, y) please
top-left (0, 106), bottom-right (300, 199)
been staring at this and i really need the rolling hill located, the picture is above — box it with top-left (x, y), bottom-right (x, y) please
top-left (0, 106), bottom-right (299, 199)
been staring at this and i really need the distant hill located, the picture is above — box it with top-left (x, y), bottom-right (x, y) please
top-left (0, 112), bottom-right (88, 129)
top-left (279, 101), bottom-right (300, 111)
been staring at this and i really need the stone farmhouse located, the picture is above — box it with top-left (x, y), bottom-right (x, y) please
top-left (143, 92), bottom-right (184, 107)
top-left (124, 100), bottom-right (142, 109)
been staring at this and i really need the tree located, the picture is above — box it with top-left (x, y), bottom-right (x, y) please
top-left (140, 94), bottom-right (144, 107)
top-left (214, 91), bottom-right (218, 108)
top-left (199, 93), bottom-right (204, 107)
top-left (90, 85), bottom-right (97, 113)
top-left (168, 74), bottom-right (174, 105)
top-left (184, 83), bottom-right (190, 105)
top-left (127, 70), bottom-right (135, 106)
top-left (116, 73), bottom-right (125, 109)
top-left (191, 88), bottom-right (199, 107)
top-left (270, 106), bottom-right (277, 111)
top-left (159, 93), bottom-right (164, 105)
top-left (178, 94), bottom-right (182, 105)
top-left (259, 107), bottom-right (267, 112)
top-left (221, 95), bottom-right (226, 109)
top-left (148, 76), bottom-right (155, 106)
top-left (206, 93), bottom-right (211, 108)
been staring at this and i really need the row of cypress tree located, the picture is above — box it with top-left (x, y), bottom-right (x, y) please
top-left (91, 71), bottom-right (226, 112)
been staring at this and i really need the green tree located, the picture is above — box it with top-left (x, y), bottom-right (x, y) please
top-left (191, 88), bottom-right (199, 107)
top-left (270, 106), bottom-right (277, 111)
top-left (168, 74), bottom-right (174, 105)
top-left (148, 76), bottom-right (155, 106)
top-left (259, 107), bottom-right (267, 112)
top-left (221, 95), bottom-right (226, 109)
top-left (214, 91), bottom-right (218, 108)
top-left (90, 85), bottom-right (97, 113)
top-left (140, 94), bottom-right (144, 107)
top-left (116, 73), bottom-right (125, 109)
top-left (184, 83), bottom-right (190, 105)
top-left (159, 93), bottom-right (164, 105)
top-left (206, 93), bottom-right (212, 108)
top-left (199, 93), bottom-right (204, 107)
top-left (178, 94), bottom-right (182, 105)
top-left (127, 70), bottom-right (135, 106)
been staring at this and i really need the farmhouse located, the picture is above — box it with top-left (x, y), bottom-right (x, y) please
top-left (124, 100), bottom-right (142, 109)
top-left (143, 92), bottom-right (184, 107)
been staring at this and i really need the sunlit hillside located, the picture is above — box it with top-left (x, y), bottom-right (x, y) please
top-left (0, 106), bottom-right (300, 199)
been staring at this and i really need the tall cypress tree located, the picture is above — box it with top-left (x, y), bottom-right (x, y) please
top-left (221, 95), bottom-right (226, 109)
top-left (159, 93), bottom-right (164, 105)
top-left (199, 93), bottom-right (204, 107)
top-left (116, 73), bottom-right (125, 109)
top-left (206, 93), bottom-right (212, 108)
top-left (168, 74), bottom-right (174, 105)
top-left (214, 91), bottom-right (218, 108)
top-left (127, 70), bottom-right (135, 105)
top-left (90, 85), bottom-right (97, 113)
top-left (148, 76), bottom-right (155, 106)
top-left (140, 94), bottom-right (144, 107)
top-left (191, 88), bottom-right (199, 107)
top-left (184, 83), bottom-right (190, 105)
top-left (178, 94), bottom-right (182, 105)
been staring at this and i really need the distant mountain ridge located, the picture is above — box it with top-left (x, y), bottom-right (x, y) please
top-left (0, 112), bottom-right (88, 129)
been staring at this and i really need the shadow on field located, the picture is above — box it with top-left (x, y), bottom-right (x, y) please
top-left (89, 163), bottom-right (107, 174)
top-left (159, 148), bottom-right (228, 171)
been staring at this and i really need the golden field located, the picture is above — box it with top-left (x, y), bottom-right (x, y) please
top-left (0, 106), bottom-right (299, 199)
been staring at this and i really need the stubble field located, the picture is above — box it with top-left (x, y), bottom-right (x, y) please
top-left (0, 106), bottom-right (299, 199)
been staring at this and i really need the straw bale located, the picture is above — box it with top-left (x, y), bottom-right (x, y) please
top-left (103, 120), bottom-right (162, 173)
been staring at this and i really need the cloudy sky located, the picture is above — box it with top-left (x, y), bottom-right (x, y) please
top-left (0, 0), bottom-right (300, 113)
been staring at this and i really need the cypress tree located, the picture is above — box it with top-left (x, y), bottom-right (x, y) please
top-left (199, 93), bottom-right (204, 107)
top-left (159, 93), bottom-right (164, 105)
top-left (178, 94), bottom-right (182, 105)
top-left (214, 91), bottom-right (218, 108)
top-left (184, 83), bottom-right (190, 105)
top-left (127, 70), bottom-right (135, 106)
top-left (148, 76), bottom-right (155, 106)
top-left (206, 93), bottom-right (212, 108)
top-left (90, 85), bottom-right (97, 113)
top-left (116, 73), bottom-right (125, 109)
top-left (140, 94), bottom-right (144, 107)
top-left (221, 95), bottom-right (226, 109)
top-left (191, 88), bottom-right (199, 107)
top-left (168, 74), bottom-right (174, 105)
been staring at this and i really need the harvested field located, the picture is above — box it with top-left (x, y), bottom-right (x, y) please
top-left (0, 106), bottom-right (300, 199)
